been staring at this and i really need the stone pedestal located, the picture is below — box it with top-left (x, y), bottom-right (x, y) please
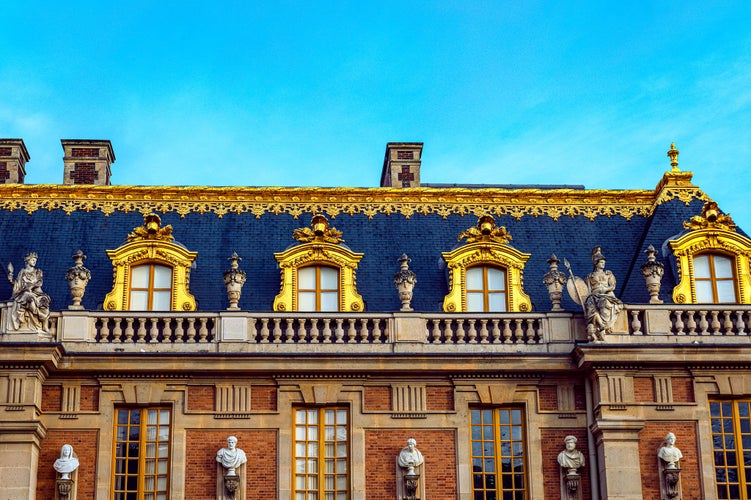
top-left (590, 419), bottom-right (645, 500)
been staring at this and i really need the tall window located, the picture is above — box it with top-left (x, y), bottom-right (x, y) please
top-left (298, 266), bottom-right (339, 311)
top-left (711, 400), bottom-right (751, 499)
top-left (470, 407), bottom-right (527, 500)
top-left (113, 407), bottom-right (171, 500)
top-left (466, 266), bottom-right (507, 312)
top-left (129, 264), bottom-right (172, 310)
top-left (294, 407), bottom-right (349, 500)
top-left (695, 254), bottom-right (737, 303)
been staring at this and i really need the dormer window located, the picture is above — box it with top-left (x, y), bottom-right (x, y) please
top-left (466, 265), bottom-right (507, 312)
top-left (693, 254), bottom-right (737, 303)
top-left (298, 265), bottom-right (339, 312)
top-left (129, 264), bottom-right (173, 311)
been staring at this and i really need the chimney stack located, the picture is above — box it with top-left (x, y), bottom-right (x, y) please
top-left (380, 142), bottom-right (423, 188)
top-left (0, 139), bottom-right (30, 184)
top-left (62, 140), bottom-right (115, 185)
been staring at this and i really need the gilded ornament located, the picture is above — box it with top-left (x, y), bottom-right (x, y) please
top-left (458, 215), bottom-right (512, 244)
top-left (683, 201), bottom-right (737, 232)
top-left (127, 213), bottom-right (174, 241)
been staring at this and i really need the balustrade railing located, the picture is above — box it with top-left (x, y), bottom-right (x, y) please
top-left (625, 305), bottom-right (751, 337)
top-left (425, 314), bottom-right (546, 344)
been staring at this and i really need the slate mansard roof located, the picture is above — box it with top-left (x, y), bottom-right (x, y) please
top-left (0, 165), bottom-right (721, 313)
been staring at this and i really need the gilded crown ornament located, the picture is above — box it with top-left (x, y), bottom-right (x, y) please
top-left (683, 201), bottom-right (736, 232)
top-left (458, 215), bottom-right (512, 244)
top-left (127, 213), bottom-right (174, 241)
top-left (292, 214), bottom-right (344, 243)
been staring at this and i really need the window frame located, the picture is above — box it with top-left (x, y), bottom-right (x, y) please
top-left (111, 406), bottom-right (172, 500)
top-left (293, 406), bottom-right (350, 499)
top-left (297, 265), bottom-right (340, 312)
top-left (710, 399), bottom-right (751, 499)
top-left (469, 406), bottom-right (529, 500)
top-left (465, 265), bottom-right (508, 312)
top-left (128, 262), bottom-right (174, 311)
top-left (693, 253), bottom-right (738, 303)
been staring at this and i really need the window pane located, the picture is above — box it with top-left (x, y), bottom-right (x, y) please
top-left (299, 267), bottom-right (316, 288)
top-left (320, 267), bottom-right (338, 289)
top-left (298, 292), bottom-right (316, 311)
top-left (695, 280), bottom-right (713, 302)
top-left (716, 280), bottom-right (736, 303)
top-left (714, 256), bottom-right (734, 278)
top-left (320, 292), bottom-right (338, 312)
top-left (488, 293), bottom-right (506, 312)
top-left (153, 265), bottom-right (172, 288)
top-left (131, 265), bottom-right (150, 287)
top-left (130, 290), bottom-right (149, 310)
top-left (152, 291), bottom-right (171, 311)
top-left (466, 268), bottom-right (483, 289)
top-left (467, 293), bottom-right (484, 312)
top-left (487, 268), bottom-right (505, 290)
top-left (694, 255), bottom-right (710, 278)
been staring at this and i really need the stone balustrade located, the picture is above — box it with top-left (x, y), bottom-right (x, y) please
top-left (622, 305), bottom-right (751, 340)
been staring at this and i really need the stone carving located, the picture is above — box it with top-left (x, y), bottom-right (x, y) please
top-left (66, 250), bottom-right (91, 310)
top-left (396, 438), bottom-right (424, 500)
top-left (393, 254), bottom-right (417, 311)
top-left (658, 432), bottom-right (683, 499)
top-left (54, 444), bottom-right (80, 480)
top-left (640, 245), bottom-right (664, 304)
top-left (543, 254), bottom-right (567, 311)
top-left (223, 253), bottom-right (247, 310)
top-left (557, 435), bottom-right (585, 500)
top-left (217, 436), bottom-right (247, 476)
top-left (564, 247), bottom-right (623, 340)
top-left (6, 252), bottom-right (51, 333)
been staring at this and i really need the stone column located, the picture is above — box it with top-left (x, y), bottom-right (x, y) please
top-left (590, 419), bottom-right (645, 500)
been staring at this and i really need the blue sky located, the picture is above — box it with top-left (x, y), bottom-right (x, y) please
top-left (2, 1), bottom-right (750, 230)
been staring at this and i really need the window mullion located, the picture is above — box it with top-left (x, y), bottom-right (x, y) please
top-left (494, 409), bottom-right (502, 497)
top-left (318, 408), bottom-right (326, 498)
top-left (733, 402), bottom-right (749, 500)
top-left (138, 409), bottom-right (147, 500)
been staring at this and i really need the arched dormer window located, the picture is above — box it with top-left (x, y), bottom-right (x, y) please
top-left (442, 216), bottom-right (532, 312)
top-left (669, 202), bottom-right (751, 304)
top-left (103, 214), bottom-right (197, 311)
top-left (273, 215), bottom-right (364, 312)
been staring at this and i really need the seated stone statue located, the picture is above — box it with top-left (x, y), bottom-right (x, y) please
top-left (7, 252), bottom-right (51, 333)
top-left (53, 444), bottom-right (80, 480)
top-left (216, 436), bottom-right (247, 476)
top-left (584, 247), bottom-right (623, 334)
top-left (557, 435), bottom-right (585, 474)
top-left (658, 432), bottom-right (683, 469)
top-left (397, 438), bottom-right (424, 475)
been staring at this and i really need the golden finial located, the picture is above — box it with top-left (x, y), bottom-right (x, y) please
top-left (667, 142), bottom-right (680, 172)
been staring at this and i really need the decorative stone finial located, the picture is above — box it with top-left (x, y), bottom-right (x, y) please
top-left (667, 142), bottom-right (680, 172)
top-left (640, 245), bottom-right (664, 304)
top-left (543, 254), bottom-right (567, 311)
top-left (66, 250), bottom-right (91, 310)
top-left (393, 254), bottom-right (417, 311)
top-left (223, 253), bottom-right (247, 310)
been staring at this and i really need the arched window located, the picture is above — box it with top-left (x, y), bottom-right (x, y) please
top-left (466, 266), bottom-right (507, 312)
top-left (298, 265), bottom-right (339, 312)
top-left (129, 264), bottom-right (173, 311)
top-left (694, 254), bottom-right (737, 303)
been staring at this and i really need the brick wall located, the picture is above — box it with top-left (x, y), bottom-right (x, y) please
top-left (36, 429), bottom-right (98, 499)
top-left (42, 385), bottom-right (62, 412)
top-left (365, 430), bottom-right (456, 499)
top-left (71, 148), bottom-right (99, 157)
top-left (251, 385), bottom-right (277, 411)
top-left (634, 377), bottom-right (655, 402)
top-left (426, 386), bottom-right (454, 411)
top-left (364, 386), bottom-right (391, 411)
top-left (638, 421), bottom-right (700, 500)
top-left (69, 162), bottom-right (98, 184)
top-left (672, 377), bottom-right (695, 402)
top-left (538, 385), bottom-right (558, 411)
top-left (574, 385), bottom-right (586, 410)
top-left (185, 430), bottom-right (277, 500)
top-left (540, 428), bottom-right (590, 500)
top-left (80, 385), bottom-right (99, 411)
top-left (187, 385), bottom-right (215, 411)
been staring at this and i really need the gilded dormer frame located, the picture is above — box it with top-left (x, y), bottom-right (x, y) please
top-left (273, 215), bottom-right (365, 312)
top-left (442, 216), bottom-right (532, 312)
top-left (103, 214), bottom-right (198, 311)
top-left (670, 202), bottom-right (751, 304)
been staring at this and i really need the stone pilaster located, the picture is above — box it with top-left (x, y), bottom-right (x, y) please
top-left (590, 419), bottom-right (645, 500)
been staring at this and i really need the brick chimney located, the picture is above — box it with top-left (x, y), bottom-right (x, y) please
top-left (0, 139), bottom-right (30, 184)
top-left (380, 142), bottom-right (423, 188)
top-left (62, 140), bottom-right (115, 185)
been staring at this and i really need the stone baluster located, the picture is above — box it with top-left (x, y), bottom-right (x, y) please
top-left (503, 319), bottom-right (512, 343)
top-left (334, 318), bottom-right (344, 343)
top-left (136, 317), bottom-right (147, 342)
top-left (491, 319), bottom-right (501, 343)
top-left (259, 318), bottom-right (269, 343)
top-left (347, 319), bottom-right (357, 343)
top-left (285, 319), bottom-right (295, 342)
top-left (673, 310), bottom-right (684, 335)
top-left (272, 318), bottom-right (282, 342)
top-left (186, 318), bottom-right (196, 342)
top-left (685, 311), bottom-right (696, 334)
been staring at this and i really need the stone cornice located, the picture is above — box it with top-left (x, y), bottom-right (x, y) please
top-left (0, 182), bottom-right (707, 220)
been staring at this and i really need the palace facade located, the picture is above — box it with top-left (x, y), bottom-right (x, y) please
top-left (0, 139), bottom-right (750, 500)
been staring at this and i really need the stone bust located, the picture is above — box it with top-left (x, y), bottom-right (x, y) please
top-left (216, 436), bottom-right (247, 476)
top-left (397, 438), bottom-right (424, 475)
top-left (658, 432), bottom-right (683, 469)
top-left (53, 444), bottom-right (80, 480)
top-left (557, 435), bottom-right (585, 474)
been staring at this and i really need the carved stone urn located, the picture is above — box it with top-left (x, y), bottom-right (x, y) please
top-left (641, 245), bottom-right (664, 304)
top-left (223, 252), bottom-right (247, 310)
top-left (542, 254), bottom-right (567, 311)
top-left (393, 254), bottom-right (417, 311)
top-left (65, 250), bottom-right (91, 310)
